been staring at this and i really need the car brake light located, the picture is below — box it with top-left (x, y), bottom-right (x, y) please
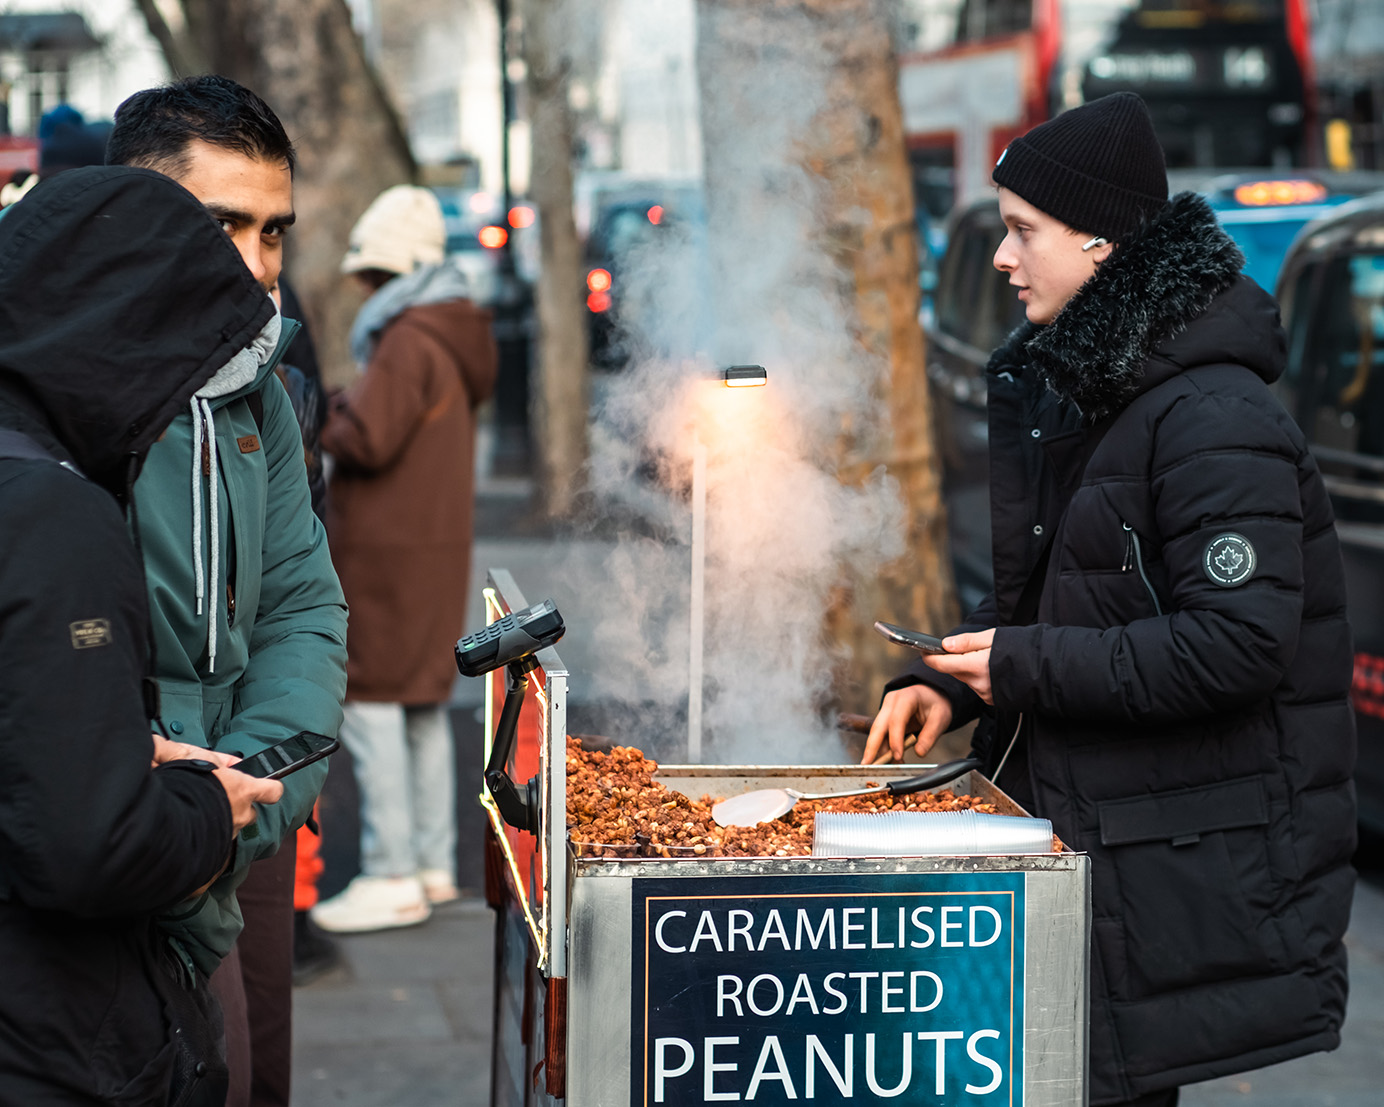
top-left (1232, 179), bottom-right (1328, 207)
top-left (478, 225), bottom-right (508, 249)
top-left (648, 205), bottom-right (664, 225)
top-left (587, 290), bottom-right (611, 313)
top-left (508, 205), bottom-right (535, 229)
top-left (587, 268), bottom-right (612, 293)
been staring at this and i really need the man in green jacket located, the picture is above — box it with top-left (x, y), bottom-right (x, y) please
top-left (106, 77), bottom-right (349, 1107)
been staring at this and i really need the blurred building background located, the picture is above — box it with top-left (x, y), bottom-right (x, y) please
top-left (0, 1), bottom-right (160, 134)
top-left (0, 0), bottom-right (704, 196)
top-left (1314, 0), bottom-right (1384, 170)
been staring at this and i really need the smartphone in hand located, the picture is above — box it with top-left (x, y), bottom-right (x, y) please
top-left (232, 731), bottom-right (340, 780)
top-left (873, 620), bottom-right (949, 655)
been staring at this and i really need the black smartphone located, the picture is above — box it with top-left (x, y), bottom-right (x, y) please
top-left (455, 598), bottom-right (565, 678)
top-left (232, 731), bottom-right (340, 780)
top-left (873, 620), bottom-right (949, 655)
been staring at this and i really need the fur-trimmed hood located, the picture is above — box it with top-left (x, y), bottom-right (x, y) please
top-left (990, 192), bottom-right (1286, 421)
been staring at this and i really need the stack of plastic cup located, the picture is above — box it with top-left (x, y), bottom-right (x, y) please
top-left (811, 810), bottom-right (1054, 857)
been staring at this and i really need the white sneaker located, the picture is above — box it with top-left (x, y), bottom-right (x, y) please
top-left (310, 875), bottom-right (431, 933)
top-left (419, 868), bottom-right (460, 905)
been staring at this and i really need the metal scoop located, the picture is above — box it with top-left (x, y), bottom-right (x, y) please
top-left (712, 757), bottom-right (984, 828)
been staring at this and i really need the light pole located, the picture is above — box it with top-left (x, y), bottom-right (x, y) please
top-left (688, 365), bottom-right (767, 761)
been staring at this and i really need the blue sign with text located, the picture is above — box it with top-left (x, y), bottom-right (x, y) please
top-left (632, 872), bottom-right (1025, 1106)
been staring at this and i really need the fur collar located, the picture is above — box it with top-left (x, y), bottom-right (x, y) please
top-left (1004, 192), bottom-right (1245, 421)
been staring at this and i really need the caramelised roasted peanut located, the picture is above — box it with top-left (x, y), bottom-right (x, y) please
top-left (566, 738), bottom-right (1002, 858)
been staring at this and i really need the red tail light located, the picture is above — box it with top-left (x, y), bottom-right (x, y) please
top-left (478, 225), bottom-right (508, 249)
top-left (586, 268), bottom-right (612, 293)
top-left (587, 290), bottom-right (611, 313)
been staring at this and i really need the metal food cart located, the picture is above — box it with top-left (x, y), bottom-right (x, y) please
top-left (477, 570), bottom-right (1091, 1107)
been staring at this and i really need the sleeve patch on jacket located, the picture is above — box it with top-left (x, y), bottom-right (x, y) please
top-left (1204, 533), bottom-right (1257, 588)
top-left (69, 618), bottom-right (113, 648)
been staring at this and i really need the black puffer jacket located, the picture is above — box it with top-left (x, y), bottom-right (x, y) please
top-left (0, 167), bottom-right (272, 1104)
top-left (905, 193), bottom-right (1356, 1103)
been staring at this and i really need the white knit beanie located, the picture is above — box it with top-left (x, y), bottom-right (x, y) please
top-left (341, 184), bottom-right (446, 276)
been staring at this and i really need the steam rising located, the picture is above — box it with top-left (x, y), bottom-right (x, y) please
top-left (576, 4), bottom-right (907, 763)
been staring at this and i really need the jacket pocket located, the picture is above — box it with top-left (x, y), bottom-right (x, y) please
top-left (1098, 776), bottom-right (1286, 997)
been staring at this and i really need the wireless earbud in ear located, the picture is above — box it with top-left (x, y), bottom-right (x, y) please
top-left (1082, 236), bottom-right (1110, 252)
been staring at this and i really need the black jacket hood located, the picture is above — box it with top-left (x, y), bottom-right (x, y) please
top-left (992, 191), bottom-right (1286, 422)
top-left (0, 166), bottom-right (274, 495)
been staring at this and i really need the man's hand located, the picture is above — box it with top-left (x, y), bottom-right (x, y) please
top-left (151, 734), bottom-right (282, 896)
top-left (863, 685), bottom-right (954, 765)
top-left (923, 629), bottom-right (996, 705)
top-left (150, 733), bottom-right (240, 770)
top-left (213, 767), bottom-right (284, 834)
top-left (150, 735), bottom-right (283, 832)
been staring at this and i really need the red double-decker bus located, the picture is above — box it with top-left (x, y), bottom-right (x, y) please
top-left (898, 0), bottom-right (1315, 217)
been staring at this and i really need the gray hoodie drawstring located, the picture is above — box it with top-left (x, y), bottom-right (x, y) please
top-left (189, 303), bottom-right (281, 676)
top-left (190, 396), bottom-right (221, 673)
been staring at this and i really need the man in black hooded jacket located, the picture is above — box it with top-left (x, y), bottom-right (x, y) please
top-left (865, 93), bottom-right (1356, 1105)
top-left (0, 166), bottom-right (285, 1105)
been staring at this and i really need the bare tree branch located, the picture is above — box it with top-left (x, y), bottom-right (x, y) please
top-left (130, 0), bottom-right (210, 77)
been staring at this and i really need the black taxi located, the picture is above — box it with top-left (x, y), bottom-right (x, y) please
top-left (1275, 192), bottom-right (1384, 833)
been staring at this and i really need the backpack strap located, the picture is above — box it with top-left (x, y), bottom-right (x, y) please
top-left (0, 427), bottom-right (86, 478)
top-left (0, 427), bottom-right (59, 463)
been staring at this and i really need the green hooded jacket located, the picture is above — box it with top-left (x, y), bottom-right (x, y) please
top-left (134, 319), bottom-right (348, 976)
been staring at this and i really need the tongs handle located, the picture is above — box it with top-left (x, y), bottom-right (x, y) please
top-left (807, 756), bottom-right (985, 804)
top-left (883, 757), bottom-right (985, 797)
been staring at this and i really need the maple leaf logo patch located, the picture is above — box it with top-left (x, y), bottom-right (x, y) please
top-left (1204, 533), bottom-right (1256, 587)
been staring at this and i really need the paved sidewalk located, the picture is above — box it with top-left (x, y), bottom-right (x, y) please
top-left (292, 898), bottom-right (494, 1107)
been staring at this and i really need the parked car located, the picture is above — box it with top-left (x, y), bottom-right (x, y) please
top-left (1275, 192), bottom-right (1384, 834)
top-left (923, 196), bottom-right (1024, 613)
top-left (431, 188), bottom-right (539, 307)
top-left (1187, 169), bottom-right (1384, 291)
top-left (582, 191), bottom-right (708, 370)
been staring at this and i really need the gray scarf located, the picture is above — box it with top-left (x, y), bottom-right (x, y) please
top-left (348, 262), bottom-right (472, 369)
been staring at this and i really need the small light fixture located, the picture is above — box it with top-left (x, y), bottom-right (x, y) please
top-left (721, 365), bottom-right (767, 388)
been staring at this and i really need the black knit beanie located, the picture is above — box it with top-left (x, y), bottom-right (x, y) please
top-left (992, 92), bottom-right (1168, 241)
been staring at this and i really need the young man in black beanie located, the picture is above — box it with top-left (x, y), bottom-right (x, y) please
top-left (866, 92), bottom-right (1356, 1106)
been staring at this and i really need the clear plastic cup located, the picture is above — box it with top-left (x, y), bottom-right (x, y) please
top-left (811, 810), bottom-right (1053, 857)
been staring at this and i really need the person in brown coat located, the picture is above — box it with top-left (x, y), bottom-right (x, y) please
top-left (312, 185), bottom-right (498, 933)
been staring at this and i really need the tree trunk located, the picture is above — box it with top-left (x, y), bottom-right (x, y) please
top-left (136, 0), bottom-right (416, 388)
top-left (696, 0), bottom-right (954, 717)
top-left (520, 0), bottom-right (590, 516)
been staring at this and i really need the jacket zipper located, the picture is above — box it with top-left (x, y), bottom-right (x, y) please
top-left (1122, 521), bottom-right (1163, 615)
